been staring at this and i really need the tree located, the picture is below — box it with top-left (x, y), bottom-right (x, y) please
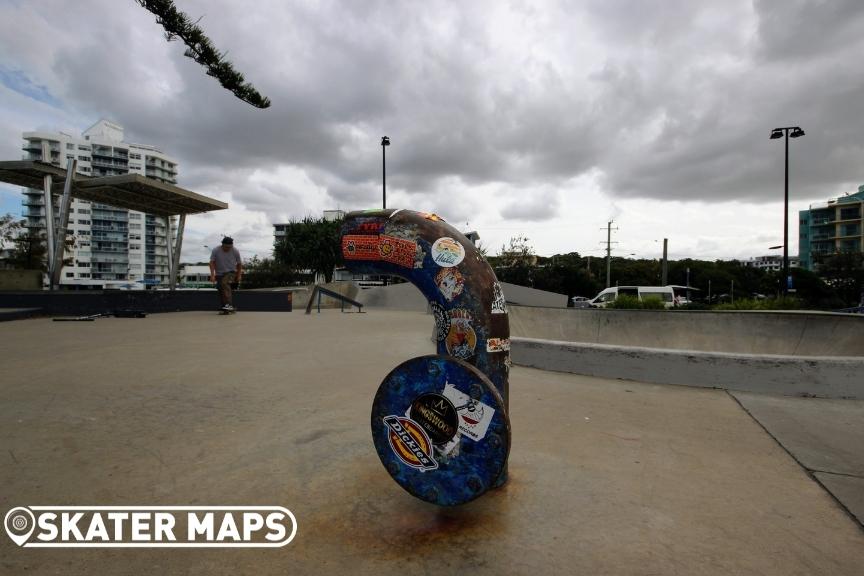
top-left (0, 214), bottom-right (22, 250)
top-left (242, 256), bottom-right (299, 289)
top-left (490, 235), bottom-right (536, 287)
top-left (135, 0), bottom-right (271, 108)
top-left (815, 252), bottom-right (864, 307)
top-left (8, 229), bottom-right (47, 270)
top-left (273, 217), bottom-right (343, 283)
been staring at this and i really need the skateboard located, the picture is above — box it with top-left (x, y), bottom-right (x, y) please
top-left (219, 308), bottom-right (237, 315)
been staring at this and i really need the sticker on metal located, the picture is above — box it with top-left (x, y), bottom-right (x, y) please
top-left (379, 234), bottom-right (417, 268)
top-left (435, 267), bottom-right (465, 302)
top-left (445, 308), bottom-right (477, 359)
top-left (342, 235), bottom-right (379, 260)
top-left (430, 302), bottom-right (450, 342)
top-left (371, 355), bottom-right (511, 506)
top-left (431, 237), bottom-right (465, 268)
top-left (491, 282), bottom-right (508, 314)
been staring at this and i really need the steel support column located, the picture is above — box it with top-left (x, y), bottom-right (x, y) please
top-left (164, 215), bottom-right (173, 288)
top-left (50, 159), bottom-right (76, 289)
top-left (169, 213), bottom-right (185, 290)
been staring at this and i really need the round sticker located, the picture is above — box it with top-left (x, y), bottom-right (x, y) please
top-left (410, 393), bottom-right (459, 445)
top-left (371, 355), bottom-right (510, 506)
top-left (431, 237), bottom-right (465, 267)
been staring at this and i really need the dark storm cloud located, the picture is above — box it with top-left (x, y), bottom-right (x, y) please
top-left (3, 0), bottom-right (864, 227)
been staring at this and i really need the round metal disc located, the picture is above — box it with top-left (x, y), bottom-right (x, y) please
top-left (371, 354), bottom-right (510, 506)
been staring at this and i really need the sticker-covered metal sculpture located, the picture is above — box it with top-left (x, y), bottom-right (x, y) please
top-left (341, 209), bottom-right (511, 506)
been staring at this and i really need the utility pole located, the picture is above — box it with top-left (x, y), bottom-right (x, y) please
top-left (661, 238), bottom-right (668, 285)
top-left (686, 267), bottom-right (691, 302)
top-left (381, 136), bottom-right (390, 209)
top-left (601, 221), bottom-right (618, 288)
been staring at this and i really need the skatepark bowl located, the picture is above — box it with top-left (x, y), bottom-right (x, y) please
top-left (1, 299), bottom-right (863, 574)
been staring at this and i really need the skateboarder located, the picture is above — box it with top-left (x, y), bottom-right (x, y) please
top-left (209, 236), bottom-right (242, 312)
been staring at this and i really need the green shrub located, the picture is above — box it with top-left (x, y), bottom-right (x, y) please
top-left (713, 297), bottom-right (801, 311)
top-left (677, 302), bottom-right (711, 311)
top-left (639, 296), bottom-right (667, 309)
top-left (606, 294), bottom-right (665, 309)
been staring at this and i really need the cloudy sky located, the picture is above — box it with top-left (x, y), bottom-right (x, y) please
top-left (1, 0), bottom-right (863, 263)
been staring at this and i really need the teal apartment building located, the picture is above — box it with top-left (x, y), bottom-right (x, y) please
top-left (799, 185), bottom-right (864, 271)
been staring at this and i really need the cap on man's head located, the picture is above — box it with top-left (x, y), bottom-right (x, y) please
top-left (221, 236), bottom-right (234, 245)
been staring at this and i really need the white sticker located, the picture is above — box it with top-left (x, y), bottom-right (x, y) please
top-left (442, 383), bottom-right (495, 442)
top-left (486, 338), bottom-right (510, 353)
top-left (491, 282), bottom-right (507, 314)
top-left (431, 237), bottom-right (465, 268)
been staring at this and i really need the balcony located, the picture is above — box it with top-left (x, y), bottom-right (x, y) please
top-left (92, 214), bottom-right (129, 223)
top-left (91, 158), bottom-right (129, 169)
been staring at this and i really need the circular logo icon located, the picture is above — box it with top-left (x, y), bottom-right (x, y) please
top-left (431, 237), bottom-right (465, 268)
top-left (4, 507), bottom-right (35, 547)
top-left (384, 416), bottom-right (438, 470)
top-left (430, 302), bottom-right (450, 342)
top-left (410, 393), bottom-right (459, 445)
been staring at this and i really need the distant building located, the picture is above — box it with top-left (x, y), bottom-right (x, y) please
top-left (20, 119), bottom-right (179, 288)
top-left (176, 264), bottom-right (213, 288)
top-left (323, 209), bottom-right (345, 222)
top-left (743, 254), bottom-right (800, 272)
top-left (274, 210), bottom-right (345, 241)
top-left (799, 186), bottom-right (864, 271)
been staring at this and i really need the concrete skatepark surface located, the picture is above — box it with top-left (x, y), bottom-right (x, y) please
top-left (1, 310), bottom-right (863, 575)
top-left (731, 392), bottom-right (864, 525)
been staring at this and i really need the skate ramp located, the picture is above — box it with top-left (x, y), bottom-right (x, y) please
top-left (356, 282), bottom-right (568, 311)
top-left (508, 306), bottom-right (864, 357)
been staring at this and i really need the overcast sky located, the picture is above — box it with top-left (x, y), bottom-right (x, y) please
top-left (2, 0), bottom-right (863, 262)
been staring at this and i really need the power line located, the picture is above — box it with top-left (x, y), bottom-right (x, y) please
top-left (600, 220), bottom-right (619, 288)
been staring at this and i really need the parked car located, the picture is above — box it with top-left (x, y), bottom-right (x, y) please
top-left (569, 296), bottom-right (592, 308)
top-left (590, 286), bottom-right (676, 308)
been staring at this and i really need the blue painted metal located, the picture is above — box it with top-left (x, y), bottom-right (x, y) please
top-left (371, 355), bottom-right (510, 506)
top-left (340, 208), bottom-right (512, 504)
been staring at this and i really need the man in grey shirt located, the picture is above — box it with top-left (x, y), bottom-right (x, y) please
top-left (209, 236), bottom-right (242, 311)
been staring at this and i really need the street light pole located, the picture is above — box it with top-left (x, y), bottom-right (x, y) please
top-left (381, 136), bottom-right (390, 209)
top-left (770, 126), bottom-right (805, 296)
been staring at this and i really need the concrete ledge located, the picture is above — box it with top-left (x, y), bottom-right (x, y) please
top-left (509, 305), bottom-right (864, 356)
top-left (0, 290), bottom-right (293, 315)
top-left (511, 337), bottom-right (864, 399)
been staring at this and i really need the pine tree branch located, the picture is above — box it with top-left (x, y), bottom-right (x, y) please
top-left (135, 0), bottom-right (271, 109)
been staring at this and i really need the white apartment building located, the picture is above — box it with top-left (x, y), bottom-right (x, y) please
top-left (743, 254), bottom-right (801, 272)
top-left (21, 119), bottom-right (179, 289)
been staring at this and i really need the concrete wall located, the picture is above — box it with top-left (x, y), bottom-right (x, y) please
top-left (0, 270), bottom-right (42, 291)
top-left (511, 338), bottom-right (864, 399)
top-left (354, 281), bottom-right (568, 311)
top-left (509, 305), bottom-right (864, 357)
top-left (0, 290), bottom-right (293, 315)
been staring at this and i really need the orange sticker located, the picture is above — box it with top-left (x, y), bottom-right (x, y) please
top-left (379, 234), bottom-right (416, 268)
top-left (342, 235), bottom-right (379, 260)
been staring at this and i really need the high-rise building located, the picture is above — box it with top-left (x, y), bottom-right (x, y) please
top-left (20, 119), bottom-right (179, 288)
top-left (798, 186), bottom-right (864, 271)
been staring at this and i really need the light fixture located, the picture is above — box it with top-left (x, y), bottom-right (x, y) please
top-left (770, 130), bottom-right (783, 139)
top-left (381, 136), bottom-right (390, 147)
top-left (790, 127), bottom-right (805, 138)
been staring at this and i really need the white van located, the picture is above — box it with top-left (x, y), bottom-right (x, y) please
top-left (590, 286), bottom-right (676, 308)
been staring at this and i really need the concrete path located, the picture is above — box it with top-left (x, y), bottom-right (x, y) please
top-left (732, 392), bottom-right (864, 526)
top-left (1, 311), bottom-right (862, 575)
